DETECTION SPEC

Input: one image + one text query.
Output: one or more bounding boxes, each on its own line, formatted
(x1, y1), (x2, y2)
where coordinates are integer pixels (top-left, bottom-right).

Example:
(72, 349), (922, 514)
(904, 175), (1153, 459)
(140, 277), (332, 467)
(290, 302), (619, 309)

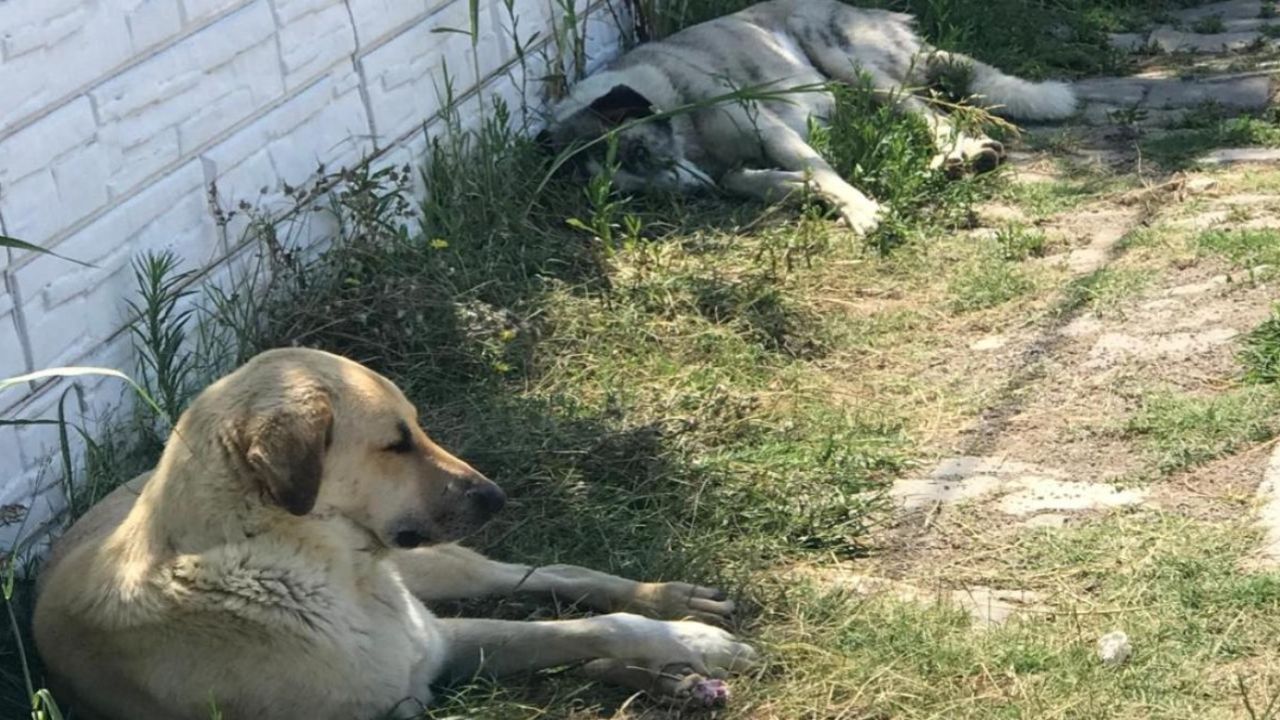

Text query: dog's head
(206, 348), (505, 549)
(540, 79), (713, 192)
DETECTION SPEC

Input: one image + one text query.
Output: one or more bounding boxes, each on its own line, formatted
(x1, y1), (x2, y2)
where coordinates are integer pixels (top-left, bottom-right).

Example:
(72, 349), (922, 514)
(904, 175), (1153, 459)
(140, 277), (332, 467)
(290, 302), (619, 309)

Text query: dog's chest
(162, 547), (445, 715)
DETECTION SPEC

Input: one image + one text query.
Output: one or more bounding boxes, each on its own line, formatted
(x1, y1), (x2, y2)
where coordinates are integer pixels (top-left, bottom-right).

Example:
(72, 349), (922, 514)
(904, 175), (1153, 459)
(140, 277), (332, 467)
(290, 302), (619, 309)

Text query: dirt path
(809, 0), (1280, 640)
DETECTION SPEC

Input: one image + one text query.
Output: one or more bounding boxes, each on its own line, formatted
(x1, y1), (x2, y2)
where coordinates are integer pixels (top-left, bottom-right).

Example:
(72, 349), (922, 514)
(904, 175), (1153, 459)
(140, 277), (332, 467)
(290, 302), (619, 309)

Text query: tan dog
(34, 348), (755, 719)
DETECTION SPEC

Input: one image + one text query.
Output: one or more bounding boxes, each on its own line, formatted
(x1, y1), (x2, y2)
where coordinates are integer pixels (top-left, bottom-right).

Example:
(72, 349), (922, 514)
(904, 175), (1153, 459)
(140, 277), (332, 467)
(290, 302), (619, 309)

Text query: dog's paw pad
(664, 666), (732, 708)
(688, 677), (730, 707)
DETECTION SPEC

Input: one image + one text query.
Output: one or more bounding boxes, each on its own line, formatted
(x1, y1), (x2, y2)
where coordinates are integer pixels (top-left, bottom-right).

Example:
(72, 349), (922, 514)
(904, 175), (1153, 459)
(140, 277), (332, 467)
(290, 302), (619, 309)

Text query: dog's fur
(542, 0), (1078, 235)
(34, 348), (755, 720)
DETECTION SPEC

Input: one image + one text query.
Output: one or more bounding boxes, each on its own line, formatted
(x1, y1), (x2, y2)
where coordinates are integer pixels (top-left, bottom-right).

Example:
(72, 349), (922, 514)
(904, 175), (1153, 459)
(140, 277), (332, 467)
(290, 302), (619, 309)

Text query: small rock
(1098, 630), (1132, 666)
(970, 335), (1008, 351)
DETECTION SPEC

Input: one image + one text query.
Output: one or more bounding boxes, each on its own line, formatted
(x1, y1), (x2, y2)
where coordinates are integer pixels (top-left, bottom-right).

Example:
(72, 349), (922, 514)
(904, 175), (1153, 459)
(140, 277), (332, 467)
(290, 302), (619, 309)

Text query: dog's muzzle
(390, 478), (507, 549)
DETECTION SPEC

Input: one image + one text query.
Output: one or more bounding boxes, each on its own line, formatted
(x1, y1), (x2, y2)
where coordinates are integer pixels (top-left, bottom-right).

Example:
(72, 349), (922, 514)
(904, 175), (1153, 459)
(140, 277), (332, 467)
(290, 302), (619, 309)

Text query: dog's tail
(931, 52), (1077, 121)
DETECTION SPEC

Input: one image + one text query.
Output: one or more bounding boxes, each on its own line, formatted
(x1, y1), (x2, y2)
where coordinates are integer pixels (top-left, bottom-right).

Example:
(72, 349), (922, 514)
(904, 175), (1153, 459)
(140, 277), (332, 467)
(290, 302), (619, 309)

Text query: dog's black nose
(466, 482), (507, 517)
(393, 530), (427, 549)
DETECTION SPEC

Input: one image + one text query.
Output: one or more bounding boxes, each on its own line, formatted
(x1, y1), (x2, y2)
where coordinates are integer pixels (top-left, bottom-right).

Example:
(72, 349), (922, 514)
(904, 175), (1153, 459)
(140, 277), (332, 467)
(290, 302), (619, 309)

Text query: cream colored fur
(34, 348), (755, 719)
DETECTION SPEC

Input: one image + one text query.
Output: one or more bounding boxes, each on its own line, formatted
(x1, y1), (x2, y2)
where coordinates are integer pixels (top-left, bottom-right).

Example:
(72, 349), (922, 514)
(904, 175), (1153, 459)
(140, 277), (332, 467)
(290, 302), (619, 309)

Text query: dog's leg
(904, 95), (1006, 177)
(436, 613), (755, 687)
(721, 168), (808, 203)
(744, 120), (882, 236)
(394, 544), (734, 624)
(801, 50), (1005, 177)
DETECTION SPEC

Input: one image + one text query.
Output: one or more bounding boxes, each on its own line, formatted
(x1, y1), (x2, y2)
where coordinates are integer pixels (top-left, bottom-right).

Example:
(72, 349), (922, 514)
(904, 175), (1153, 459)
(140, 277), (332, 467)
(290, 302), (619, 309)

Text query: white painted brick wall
(0, 0), (629, 556)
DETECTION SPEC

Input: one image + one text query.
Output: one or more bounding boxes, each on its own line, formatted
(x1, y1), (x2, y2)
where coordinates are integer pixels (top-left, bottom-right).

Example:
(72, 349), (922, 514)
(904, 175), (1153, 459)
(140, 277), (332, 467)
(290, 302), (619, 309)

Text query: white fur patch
(769, 29), (807, 67)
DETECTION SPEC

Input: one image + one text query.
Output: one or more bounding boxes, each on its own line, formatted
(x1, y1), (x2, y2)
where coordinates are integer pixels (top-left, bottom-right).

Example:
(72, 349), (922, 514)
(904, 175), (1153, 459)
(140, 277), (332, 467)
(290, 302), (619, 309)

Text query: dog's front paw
(664, 620), (757, 677)
(602, 614), (758, 678)
(838, 197), (883, 237)
(630, 581), (735, 626)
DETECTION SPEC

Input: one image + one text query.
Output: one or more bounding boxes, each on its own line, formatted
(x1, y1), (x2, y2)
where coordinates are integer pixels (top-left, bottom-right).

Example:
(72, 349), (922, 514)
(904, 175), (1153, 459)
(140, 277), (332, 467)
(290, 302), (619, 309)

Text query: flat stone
(1199, 148), (1280, 165)
(998, 477), (1147, 515)
(1252, 443), (1280, 566)
(1172, 0), (1264, 22)
(892, 456), (1146, 515)
(1146, 75), (1274, 109)
(1149, 27), (1269, 53)
(1216, 17), (1280, 32)
(970, 335), (1009, 351)
(1075, 77), (1153, 105)
(892, 474), (1007, 511)
(811, 572), (1049, 627)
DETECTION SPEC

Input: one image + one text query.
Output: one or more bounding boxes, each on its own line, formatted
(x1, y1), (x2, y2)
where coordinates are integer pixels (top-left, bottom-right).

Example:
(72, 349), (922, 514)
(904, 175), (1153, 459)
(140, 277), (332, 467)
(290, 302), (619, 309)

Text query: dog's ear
(587, 84), (655, 125)
(236, 384), (334, 516)
(534, 127), (555, 152)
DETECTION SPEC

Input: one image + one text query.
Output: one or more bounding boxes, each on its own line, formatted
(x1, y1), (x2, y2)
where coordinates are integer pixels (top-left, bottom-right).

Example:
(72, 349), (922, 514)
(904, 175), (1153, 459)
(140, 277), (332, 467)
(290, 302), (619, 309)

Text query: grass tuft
(1125, 387), (1280, 474)
(1196, 228), (1280, 269)
(1242, 305), (1280, 385)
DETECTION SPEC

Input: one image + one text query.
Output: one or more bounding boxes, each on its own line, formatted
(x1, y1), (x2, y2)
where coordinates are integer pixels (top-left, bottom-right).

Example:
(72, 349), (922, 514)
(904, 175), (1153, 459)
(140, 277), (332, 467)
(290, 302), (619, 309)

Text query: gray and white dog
(542, 0), (1078, 236)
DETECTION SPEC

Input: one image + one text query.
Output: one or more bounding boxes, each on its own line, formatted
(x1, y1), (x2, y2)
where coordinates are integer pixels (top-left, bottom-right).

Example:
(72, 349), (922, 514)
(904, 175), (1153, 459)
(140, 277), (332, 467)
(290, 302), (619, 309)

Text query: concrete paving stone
(891, 456), (1148, 515)
(1198, 147), (1280, 165)
(1252, 442), (1280, 566)
(1075, 77), (1153, 105)
(1172, 0), (1265, 22)
(1150, 27), (1269, 53)
(1146, 74), (1274, 109)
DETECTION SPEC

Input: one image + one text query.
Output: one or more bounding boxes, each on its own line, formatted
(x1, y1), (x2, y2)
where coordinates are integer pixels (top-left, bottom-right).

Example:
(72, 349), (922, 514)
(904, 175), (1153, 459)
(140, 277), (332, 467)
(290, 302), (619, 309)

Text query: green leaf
(33, 689), (65, 720)
(0, 366), (165, 420)
(0, 235), (95, 268)
(469, 0), (480, 46)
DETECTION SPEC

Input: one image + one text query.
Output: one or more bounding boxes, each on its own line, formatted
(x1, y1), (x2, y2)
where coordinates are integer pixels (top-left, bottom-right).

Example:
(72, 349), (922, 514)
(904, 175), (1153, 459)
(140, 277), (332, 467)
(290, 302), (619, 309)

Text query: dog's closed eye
(384, 421), (414, 454)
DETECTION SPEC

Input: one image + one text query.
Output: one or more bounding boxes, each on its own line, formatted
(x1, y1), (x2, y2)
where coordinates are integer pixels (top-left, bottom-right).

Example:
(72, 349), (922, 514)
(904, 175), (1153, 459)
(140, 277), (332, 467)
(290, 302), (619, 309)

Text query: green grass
(1142, 115), (1280, 169)
(1190, 13), (1227, 33)
(1059, 266), (1153, 316)
(1125, 387), (1280, 474)
(948, 257), (1037, 312)
(1195, 228), (1280, 269)
(1001, 175), (1130, 218)
(994, 223), (1049, 261)
(1242, 305), (1280, 385)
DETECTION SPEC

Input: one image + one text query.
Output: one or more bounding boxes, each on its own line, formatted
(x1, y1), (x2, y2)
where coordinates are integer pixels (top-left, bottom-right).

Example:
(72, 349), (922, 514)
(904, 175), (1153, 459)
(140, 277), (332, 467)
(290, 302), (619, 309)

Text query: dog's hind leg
(805, 52), (1005, 177)
(393, 544), (734, 625)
